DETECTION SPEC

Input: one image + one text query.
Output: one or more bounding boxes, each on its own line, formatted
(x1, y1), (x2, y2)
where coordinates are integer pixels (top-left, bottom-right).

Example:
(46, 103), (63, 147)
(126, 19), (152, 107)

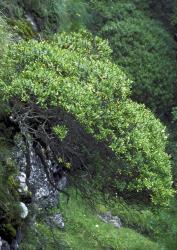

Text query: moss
(0, 137), (22, 243)
(7, 18), (38, 40)
(3, 223), (16, 238)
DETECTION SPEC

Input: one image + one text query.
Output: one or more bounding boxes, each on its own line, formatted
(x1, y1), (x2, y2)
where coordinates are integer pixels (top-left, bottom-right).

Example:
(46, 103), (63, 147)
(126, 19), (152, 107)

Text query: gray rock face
(98, 211), (122, 228)
(14, 134), (67, 208)
(27, 154), (59, 208)
(12, 133), (67, 249)
(16, 172), (28, 194)
(0, 237), (10, 250)
(10, 240), (19, 250)
(25, 14), (38, 32)
(10, 228), (22, 250)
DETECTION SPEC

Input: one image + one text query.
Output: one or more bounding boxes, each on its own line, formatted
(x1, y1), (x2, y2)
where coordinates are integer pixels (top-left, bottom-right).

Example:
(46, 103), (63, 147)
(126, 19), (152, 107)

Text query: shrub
(0, 16), (11, 58)
(0, 0), (23, 18)
(53, 30), (112, 60)
(24, 0), (90, 32)
(90, 1), (177, 117)
(0, 16), (12, 119)
(0, 31), (173, 205)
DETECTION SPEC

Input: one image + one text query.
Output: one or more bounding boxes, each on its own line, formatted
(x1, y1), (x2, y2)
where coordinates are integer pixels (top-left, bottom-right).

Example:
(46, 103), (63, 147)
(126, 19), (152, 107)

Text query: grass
(96, 194), (177, 250)
(20, 189), (177, 250)
(21, 190), (161, 250)
(57, 192), (160, 250)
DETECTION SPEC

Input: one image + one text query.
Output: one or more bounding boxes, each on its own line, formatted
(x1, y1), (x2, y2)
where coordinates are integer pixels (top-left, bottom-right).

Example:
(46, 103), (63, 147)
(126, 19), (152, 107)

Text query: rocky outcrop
(0, 237), (10, 250)
(16, 172), (28, 194)
(12, 133), (67, 248)
(98, 211), (122, 229)
(46, 213), (65, 229)
(15, 134), (67, 208)
(0, 121), (67, 249)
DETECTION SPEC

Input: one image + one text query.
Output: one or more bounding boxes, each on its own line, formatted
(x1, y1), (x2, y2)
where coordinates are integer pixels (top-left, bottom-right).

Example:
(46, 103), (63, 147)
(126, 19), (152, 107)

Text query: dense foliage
(0, 17), (11, 59)
(0, 0), (89, 33)
(89, 1), (177, 117)
(0, 31), (173, 205)
(133, 0), (177, 28)
(0, 137), (21, 243)
(1, 0), (177, 248)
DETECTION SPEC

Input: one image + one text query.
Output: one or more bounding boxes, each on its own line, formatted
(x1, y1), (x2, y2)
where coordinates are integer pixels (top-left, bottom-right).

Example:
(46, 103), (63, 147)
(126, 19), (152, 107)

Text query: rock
(19, 202), (28, 219)
(10, 240), (19, 250)
(46, 213), (64, 229)
(14, 134), (67, 208)
(17, 172), (26, 183)
(0, 237), (10, 250)
(98, 211), (122, 229)
(16, 172), (28, 194)
(25, 14), (38, 32)
(28, 158), (59, 208)
(1, 242), (10, 250)
(15, 135), (57, 207)
(10, 228), (22, 250)
(58, 175), (67, 190)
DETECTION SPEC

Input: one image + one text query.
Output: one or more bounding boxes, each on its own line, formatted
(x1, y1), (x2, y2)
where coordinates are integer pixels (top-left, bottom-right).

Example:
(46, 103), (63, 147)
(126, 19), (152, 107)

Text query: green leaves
(91, 1), (177, 116)
(0, 31), (173, 205)
(53, 124), (68, 141)
(0, 17), (11, 61)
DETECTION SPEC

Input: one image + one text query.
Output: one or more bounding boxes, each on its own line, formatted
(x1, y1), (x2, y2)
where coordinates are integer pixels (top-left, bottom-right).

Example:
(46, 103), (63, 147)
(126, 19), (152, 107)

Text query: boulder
(0, 237), (10, 250)
(19, 202), (28, 219)
(46, 213), (64, 229)
(98, 211), (122, 229)
(16, 172), (28, 193)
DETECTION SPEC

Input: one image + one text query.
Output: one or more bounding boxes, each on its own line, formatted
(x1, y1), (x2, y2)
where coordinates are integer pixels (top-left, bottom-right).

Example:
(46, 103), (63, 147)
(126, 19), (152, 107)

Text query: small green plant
(53, 124), (68, 141)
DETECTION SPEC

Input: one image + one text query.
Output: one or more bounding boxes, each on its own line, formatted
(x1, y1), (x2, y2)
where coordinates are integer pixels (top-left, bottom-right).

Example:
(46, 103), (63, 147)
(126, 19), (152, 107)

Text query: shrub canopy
(0, 31), (173, 205)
